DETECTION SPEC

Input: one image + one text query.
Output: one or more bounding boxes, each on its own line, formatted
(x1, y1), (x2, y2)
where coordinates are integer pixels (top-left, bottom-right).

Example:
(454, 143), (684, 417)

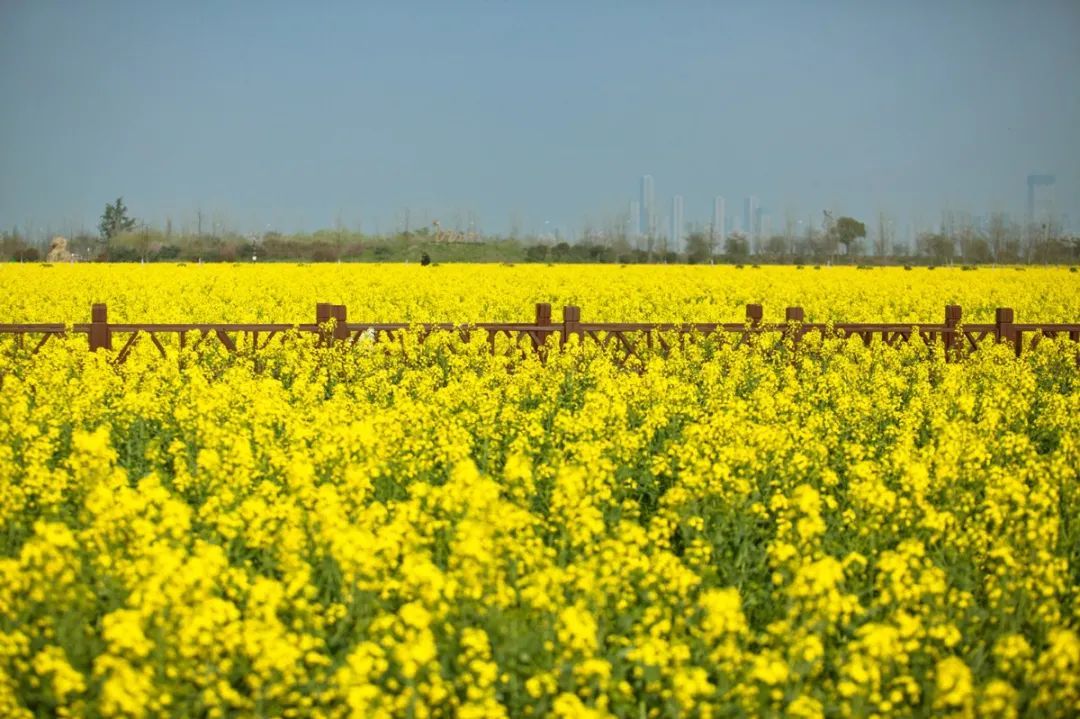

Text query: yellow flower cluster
(0, 264), (1078, 717)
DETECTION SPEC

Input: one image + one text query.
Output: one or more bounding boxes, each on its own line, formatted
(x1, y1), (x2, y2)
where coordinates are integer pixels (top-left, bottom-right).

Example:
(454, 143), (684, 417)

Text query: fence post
(316, 303), (331, 346)
(89, 303), (111, 352)
(535, 302), (552, 352)
(995, 307), (1020, 357)
(944, 304), (962, 358)
(562, 305), (581, 347)
(332, 304), (349, 343)
(746, 304), (763, 327)
(785, 306), (804, 349)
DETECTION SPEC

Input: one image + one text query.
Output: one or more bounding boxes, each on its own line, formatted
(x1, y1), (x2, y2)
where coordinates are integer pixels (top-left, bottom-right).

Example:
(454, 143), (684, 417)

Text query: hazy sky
(2, 0), (1078, 237)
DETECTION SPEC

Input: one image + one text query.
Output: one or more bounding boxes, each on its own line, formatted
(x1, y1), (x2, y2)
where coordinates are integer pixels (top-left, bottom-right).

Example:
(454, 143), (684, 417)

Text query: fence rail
(1, 302), (1078, 364)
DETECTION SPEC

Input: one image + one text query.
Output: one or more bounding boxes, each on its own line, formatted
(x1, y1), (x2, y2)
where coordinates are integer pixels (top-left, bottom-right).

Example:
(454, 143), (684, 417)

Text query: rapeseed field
(0, 264), (1078, 718)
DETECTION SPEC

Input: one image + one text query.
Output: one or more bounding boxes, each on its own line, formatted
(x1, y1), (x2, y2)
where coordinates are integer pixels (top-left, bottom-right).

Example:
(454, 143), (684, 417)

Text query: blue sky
(1, 0), (1077, 238)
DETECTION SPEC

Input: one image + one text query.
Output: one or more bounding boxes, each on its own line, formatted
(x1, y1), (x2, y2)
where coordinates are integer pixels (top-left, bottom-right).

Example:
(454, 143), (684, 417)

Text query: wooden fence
(1, 302), (1078, 364)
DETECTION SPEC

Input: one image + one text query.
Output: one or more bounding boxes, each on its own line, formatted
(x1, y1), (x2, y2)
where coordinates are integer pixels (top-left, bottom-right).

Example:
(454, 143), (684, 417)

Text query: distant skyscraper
(671, 195), (684, 250)
(744, 196), (758, 237)
(629, 200), (641, 237)
(712, 196), (726, 241)
(757, 208), (771, 240)
(1027, 173), (1055, 224)
(640, 175), (655, 237)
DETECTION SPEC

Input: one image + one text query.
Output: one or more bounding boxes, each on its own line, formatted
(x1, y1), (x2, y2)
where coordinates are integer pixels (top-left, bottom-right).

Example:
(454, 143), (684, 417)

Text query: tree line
(3, 199), (1077, 265)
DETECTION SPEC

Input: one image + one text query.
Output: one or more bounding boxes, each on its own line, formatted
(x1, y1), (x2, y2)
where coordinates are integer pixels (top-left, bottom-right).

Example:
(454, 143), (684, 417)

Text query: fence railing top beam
(2, 303), (1079, 364)
(1013, 323), (1080, 331)
(0, 324), (67, 332)
(72, 323), (301, 332)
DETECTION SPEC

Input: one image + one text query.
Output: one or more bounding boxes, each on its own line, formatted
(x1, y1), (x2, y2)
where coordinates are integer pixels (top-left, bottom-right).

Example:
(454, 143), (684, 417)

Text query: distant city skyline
(626, 173), (1071, 254)
(3, 170), (1073, 247)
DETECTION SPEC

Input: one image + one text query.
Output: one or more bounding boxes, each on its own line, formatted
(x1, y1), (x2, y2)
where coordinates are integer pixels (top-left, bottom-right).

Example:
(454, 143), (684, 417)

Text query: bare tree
(335, 213), (346, 261)
(784, 210), (797, 256)
(876, 212), (891, 257)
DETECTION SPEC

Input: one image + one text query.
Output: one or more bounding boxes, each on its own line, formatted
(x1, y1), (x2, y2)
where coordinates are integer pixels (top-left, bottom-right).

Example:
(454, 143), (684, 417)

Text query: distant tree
(15, 246), (41, 262)
(917, 232), (954, 264)
(133, 225), (153, 262)
(960, 233), (992, 264)
(764, 235), (788, 259)
(1, 228), (33, 261)
(832, 216), (866, 256)
(522, 245), (548, 262)
(724, 231), (749, 261)
(334, 217), (347, 260)
(586, 243), (613, 262)
(986, 212), (1014, 263)
(685, 231), (711, 264)
(98, 197), (136, 240)
(875, 212), (891, 257)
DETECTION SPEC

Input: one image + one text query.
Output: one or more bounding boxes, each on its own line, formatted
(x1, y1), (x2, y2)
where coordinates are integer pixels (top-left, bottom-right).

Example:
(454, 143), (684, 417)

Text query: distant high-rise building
(757, 208), (771, 241)
(712, 196), (726, 241)
(671, 195), (684, 251)
(640, 175), (655, 237)
(629, 200), (641, 237)
(744, 196), (758, 237)
(1027, 173), (1055, 225)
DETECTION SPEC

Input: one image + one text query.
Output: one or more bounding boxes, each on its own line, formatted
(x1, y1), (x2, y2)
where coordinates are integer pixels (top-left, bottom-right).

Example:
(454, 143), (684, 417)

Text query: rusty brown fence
(1, 302), (1078, 364)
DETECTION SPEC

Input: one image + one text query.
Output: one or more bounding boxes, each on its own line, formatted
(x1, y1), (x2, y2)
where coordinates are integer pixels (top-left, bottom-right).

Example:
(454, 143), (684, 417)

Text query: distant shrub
(796, 265), (804, 270)
(904, 265), (913, 270)
(1070, 266), (1078, 273)
(307, 242), (337, 262)
(107, 245), (141, 262)
(962, 265), (977, 271)
(524, 245), (548, 263)
(813, 265), (821, 270)
(155, 245), (182, 261)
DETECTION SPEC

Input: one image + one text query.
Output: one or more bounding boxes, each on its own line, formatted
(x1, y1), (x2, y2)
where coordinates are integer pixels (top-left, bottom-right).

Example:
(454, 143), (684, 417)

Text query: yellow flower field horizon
(1, 264), (1078, 717)
(1, 263), (1077, 324)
